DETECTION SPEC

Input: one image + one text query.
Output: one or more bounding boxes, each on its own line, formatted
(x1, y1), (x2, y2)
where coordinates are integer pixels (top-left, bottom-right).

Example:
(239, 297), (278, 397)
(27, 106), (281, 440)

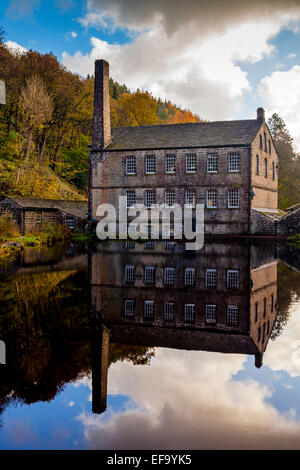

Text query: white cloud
(258, 65), (300, 151)
(5, 0), (40, 19)
(76, 348), (300, 450)
(5, 40), (28, 55)
(65, 31), (78, 41)
(62, 17), (291, 121)
(287, 52), (297, 59)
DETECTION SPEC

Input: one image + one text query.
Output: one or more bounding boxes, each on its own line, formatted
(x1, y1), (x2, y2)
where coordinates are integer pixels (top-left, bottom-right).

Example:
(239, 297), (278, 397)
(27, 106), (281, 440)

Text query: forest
(0, 26), (300, 209)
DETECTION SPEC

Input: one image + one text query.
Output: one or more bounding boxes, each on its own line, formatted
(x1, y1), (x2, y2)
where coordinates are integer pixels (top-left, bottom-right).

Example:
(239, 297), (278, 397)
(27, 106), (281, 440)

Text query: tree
(21, 75), (53, 162)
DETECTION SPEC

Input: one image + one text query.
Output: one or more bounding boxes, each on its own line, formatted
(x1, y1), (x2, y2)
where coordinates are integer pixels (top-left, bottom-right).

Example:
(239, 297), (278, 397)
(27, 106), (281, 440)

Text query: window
(37, 213), (42, 223)
(144, 266), (155, 285)
(165, 154), (176, 174)
(227, 306), (239, 326)
(126, 156), (136, 175)
(125, 300), (135, 317)
(126, 241), (135, 250)
(262, 322), (266, 343)
(145, 155), (156, 174)
(165, 241), (175, 251)
(165, 189), (175, 207)
(164, 267), (175, 286)
(206, 305), (217, 324)
(125, 265), (135, 284)
(186, 154), (196, 173)
(144, 190), (156, 208)
(228, 189), (239, 208)
(259, 134), (263, 149)
(144, 300), (154, 320)
(256, 155), (259, 174)
(268, 140), (271, 154)
(271, 294), (274, 312)
(185, 268), (195, 286)
(255, 302), (258, 322)
(145, 241), (154, 250)
(206, 269), (217, 288)
(66, 217), (74, 229)
(184, 304), (195, 323)
(267, 320), (270, 335)
(206, 189), (217, 209)
(164, 302), (175, 321)
(185, 189), (196, 208)
(258, 326), (261, 342)
(264, 132), (267, 152)
(263, 297), (266, 317)
(227, 270), (239, 289)
(228, 153), (240, 172)
(264, 158), (268, 178)
(272, 161), (275, 180)
(207, 154), (218, 173)
(126, 190), (136, 208)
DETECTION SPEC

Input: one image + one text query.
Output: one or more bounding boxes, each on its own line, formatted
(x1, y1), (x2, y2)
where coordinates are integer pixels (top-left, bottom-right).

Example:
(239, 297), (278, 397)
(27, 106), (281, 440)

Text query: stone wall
(251, 209), (275, 235)
(90, 145), (251, 234)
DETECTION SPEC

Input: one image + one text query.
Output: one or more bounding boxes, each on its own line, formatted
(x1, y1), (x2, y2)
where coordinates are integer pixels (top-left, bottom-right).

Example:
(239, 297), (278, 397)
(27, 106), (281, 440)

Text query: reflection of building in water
(90, 241), (278, 413)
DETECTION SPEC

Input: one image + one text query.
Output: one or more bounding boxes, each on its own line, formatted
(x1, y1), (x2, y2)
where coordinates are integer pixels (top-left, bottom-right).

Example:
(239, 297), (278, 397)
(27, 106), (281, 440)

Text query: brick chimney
(256, 107), (265, 123)
(92, 60), (111, 150)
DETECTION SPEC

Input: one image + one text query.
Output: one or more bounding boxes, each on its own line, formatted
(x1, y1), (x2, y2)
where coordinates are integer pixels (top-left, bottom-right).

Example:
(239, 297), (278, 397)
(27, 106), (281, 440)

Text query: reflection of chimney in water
(91, 322), (110, 414)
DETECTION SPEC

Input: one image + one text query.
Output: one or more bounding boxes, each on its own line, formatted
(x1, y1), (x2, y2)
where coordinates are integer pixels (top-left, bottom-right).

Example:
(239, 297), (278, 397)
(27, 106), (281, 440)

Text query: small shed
(0, 197), (88, 235)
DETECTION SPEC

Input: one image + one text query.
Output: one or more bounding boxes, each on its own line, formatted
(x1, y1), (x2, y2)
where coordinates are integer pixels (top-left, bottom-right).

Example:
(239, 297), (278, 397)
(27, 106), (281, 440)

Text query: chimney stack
(92, 60), (111, 150)
(256, 107), (265, 123)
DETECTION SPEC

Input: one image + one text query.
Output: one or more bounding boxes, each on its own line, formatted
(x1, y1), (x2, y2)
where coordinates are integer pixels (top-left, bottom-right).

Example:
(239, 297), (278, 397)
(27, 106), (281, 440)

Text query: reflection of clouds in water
(264, 302), (300, 377)
(77, 348), (300, 449)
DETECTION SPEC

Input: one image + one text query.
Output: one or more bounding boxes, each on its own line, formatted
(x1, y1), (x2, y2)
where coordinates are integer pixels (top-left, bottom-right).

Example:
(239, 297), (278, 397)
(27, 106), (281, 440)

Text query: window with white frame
(126, 241), (135, 250)
(164, 267), (175, 285)
(125, 265), (135, 284)
(206, 189), (217, 209)
(184, 304), (195, 323)
(227, 306), (239, 326)
(185, 268), (195, 286)
(186, 154), (196, 173)
(164, 302), (175, 321)
(227, 269), (239, 289)
(124, 299), (135, 317)
(228, 153), (240, 172)
(228, 189), (239, 208)
(145, 241), (154, 250)
(165, 241), (175, 251)
(144, 190), (156, 208)
(144, 266), (155, 285)
(126, 190), (136, 208)
(37, 212), (42, 224)
(144, 300), (154, 319)
(207, 154), (218, 173)
(126, 156), (136, 175)
(256, 155), (259, 174)
(145, 155), (156, 174)
(206, 304), (217, 324)
(165, 189), (175, 207)
(205, 269), (217, 288)
(66, 217), (74, 229)
(185, 189), (196, 208)
(165, 154), (176, 174)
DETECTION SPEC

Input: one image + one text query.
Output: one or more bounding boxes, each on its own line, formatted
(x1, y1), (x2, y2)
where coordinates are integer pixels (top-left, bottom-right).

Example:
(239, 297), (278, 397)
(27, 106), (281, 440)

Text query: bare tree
(21, 75), (53, 162)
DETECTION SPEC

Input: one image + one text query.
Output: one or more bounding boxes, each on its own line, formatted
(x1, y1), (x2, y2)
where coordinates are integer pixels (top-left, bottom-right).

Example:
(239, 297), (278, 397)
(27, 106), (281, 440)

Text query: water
(0, 240), (300, 449)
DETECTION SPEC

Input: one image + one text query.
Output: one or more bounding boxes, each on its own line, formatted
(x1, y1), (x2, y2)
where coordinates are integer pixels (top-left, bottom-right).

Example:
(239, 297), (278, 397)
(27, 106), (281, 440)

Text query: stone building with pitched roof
(0, 197), (88, 234)
(89, 59), (279, 235)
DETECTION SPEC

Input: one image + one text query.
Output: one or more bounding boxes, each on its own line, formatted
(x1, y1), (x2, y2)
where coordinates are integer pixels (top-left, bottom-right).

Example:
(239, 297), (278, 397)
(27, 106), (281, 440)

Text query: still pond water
(1, 240), (300, 449)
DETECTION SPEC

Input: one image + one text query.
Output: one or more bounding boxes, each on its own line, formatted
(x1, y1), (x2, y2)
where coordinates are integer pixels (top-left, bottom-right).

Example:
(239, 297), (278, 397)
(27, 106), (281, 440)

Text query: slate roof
(105, 119), (262, 151)
(3, 197), (88, 219)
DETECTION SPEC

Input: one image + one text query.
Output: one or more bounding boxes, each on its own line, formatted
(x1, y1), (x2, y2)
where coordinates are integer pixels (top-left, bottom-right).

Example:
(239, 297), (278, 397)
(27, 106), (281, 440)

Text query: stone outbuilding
(0, 197), (88, 235)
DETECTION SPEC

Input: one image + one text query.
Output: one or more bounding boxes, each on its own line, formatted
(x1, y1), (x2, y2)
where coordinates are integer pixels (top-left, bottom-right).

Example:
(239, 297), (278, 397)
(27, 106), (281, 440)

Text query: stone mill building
(89, 59), (280, 235)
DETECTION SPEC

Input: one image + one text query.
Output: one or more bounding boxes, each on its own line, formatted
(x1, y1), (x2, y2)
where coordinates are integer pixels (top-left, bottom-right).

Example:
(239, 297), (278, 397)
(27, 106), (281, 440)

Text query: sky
(2, 0), (300, 149)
